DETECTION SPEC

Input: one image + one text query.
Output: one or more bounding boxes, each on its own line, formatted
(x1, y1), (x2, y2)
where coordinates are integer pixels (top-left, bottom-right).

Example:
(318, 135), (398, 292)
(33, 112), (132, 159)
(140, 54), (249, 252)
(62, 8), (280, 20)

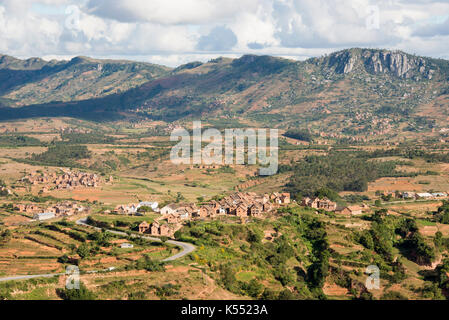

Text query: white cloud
(0, 0), (449, 66)
(85, 0), (261, 25)
(0, 2), (63, 55)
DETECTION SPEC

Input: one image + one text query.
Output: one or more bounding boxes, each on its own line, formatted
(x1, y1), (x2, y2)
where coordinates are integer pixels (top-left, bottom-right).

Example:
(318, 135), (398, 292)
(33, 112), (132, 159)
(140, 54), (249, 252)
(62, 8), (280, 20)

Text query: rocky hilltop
(316, 48), (439, 80)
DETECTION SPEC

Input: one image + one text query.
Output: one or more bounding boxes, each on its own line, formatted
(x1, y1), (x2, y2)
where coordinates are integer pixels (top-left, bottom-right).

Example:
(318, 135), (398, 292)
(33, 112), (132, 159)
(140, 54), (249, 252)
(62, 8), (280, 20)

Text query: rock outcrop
(322, 48), (436, 80)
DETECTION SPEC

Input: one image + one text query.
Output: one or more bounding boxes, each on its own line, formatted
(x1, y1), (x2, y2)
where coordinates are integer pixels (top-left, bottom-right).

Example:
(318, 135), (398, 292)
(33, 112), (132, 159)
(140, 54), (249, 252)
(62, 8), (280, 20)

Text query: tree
(58, 254), (70, 264)
(243, 279), (264, 298)
(76, 243), (91, 259)
(434, 231), (443, 250)
(219, 264), (238, 293)
(135, 255), (165, 272)
(437, 201), (449, 224)
(137, 206), (153, 214)
(314, 187), (339, 201)
(248, 229), (264, 244)
(406, 232), (435, 265)
(381, 291), (408, 300)
(56, 282), (96, 300)
(371, 220), (395, 261)
(0, 229), (12, 245)
(261, 288), (278, 300)
(88, 231), (111, 247)
(277, 289), (296, 300)
(359, 231), (374, 250)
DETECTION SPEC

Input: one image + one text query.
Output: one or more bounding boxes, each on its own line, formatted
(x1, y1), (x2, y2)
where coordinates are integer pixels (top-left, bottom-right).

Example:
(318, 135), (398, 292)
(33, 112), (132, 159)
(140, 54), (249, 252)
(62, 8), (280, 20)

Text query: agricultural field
(0, 116), (448, 301)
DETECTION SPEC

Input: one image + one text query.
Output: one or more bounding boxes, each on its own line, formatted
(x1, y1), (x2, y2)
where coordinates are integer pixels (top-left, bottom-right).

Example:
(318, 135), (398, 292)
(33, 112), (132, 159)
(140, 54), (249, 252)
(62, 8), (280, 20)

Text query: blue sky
(1, 0), (449, 67)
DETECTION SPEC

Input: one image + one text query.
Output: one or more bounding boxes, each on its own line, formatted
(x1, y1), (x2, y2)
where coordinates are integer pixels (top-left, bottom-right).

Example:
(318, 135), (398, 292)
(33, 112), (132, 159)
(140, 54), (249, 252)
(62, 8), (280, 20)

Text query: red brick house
(139, 221), (150, 233)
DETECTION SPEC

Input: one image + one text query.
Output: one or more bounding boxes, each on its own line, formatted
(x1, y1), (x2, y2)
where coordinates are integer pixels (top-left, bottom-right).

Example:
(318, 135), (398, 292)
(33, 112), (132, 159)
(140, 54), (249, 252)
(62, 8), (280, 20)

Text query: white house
(416, 193), (433, 199)
(432, 192), (447, 198)
(120, 243), (134, 249)
(33, 212), (56, 221)
(160, 203), (182, 215)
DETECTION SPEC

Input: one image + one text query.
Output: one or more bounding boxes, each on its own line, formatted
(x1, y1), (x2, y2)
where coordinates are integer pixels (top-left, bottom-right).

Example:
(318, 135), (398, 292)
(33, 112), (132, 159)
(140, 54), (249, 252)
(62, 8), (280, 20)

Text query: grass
(236, 271), (257, 282)
(14, 286), (55, 300)
(417, 219), (437, 227)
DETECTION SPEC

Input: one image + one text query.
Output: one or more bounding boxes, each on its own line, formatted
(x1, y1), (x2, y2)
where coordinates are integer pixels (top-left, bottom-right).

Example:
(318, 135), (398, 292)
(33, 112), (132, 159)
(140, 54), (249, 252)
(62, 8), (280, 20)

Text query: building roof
(34, 212), (56, 220)
(417, 193), (433, 197)
(347, 206), (363, 212)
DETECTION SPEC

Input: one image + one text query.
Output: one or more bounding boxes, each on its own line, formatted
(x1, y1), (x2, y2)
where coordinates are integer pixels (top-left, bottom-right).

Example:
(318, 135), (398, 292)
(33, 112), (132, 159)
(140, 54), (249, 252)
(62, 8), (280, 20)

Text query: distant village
(14, 201), (90, 221)
(20, 170), (109, 191)
(386, 191), (448, 201)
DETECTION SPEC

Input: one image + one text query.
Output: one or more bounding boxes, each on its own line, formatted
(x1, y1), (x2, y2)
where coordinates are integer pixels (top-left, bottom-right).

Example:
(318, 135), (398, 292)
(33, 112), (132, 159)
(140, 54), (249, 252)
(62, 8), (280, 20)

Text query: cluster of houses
(137, 192), (291, 238)
(138, 220), (174, 237)
(400, 191), (448, 200)
(301, 197), (369, 216)
(21, 171), (102, 191)
(302, 197), (338, 211)
(59, 127), (91, 134)
(14, 201), (89, 221)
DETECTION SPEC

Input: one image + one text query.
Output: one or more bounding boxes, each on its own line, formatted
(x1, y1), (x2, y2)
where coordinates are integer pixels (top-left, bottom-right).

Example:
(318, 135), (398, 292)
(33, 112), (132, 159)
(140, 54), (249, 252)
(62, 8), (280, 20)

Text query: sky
(0, 0), (448, 67)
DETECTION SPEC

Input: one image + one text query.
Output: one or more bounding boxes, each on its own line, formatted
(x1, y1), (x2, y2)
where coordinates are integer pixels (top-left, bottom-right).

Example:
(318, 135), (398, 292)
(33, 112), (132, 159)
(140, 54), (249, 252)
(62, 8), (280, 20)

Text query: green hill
(0, 48), (448, 142)
(0, 54), (171, 107)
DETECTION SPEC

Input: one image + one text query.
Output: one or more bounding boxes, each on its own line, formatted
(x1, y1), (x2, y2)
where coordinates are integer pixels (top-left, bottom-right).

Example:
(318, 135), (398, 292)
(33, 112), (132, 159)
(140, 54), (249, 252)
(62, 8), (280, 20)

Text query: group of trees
(175, 216), (325, 299)
(30, 144), (91, 167)
(133, 255), (165, 272)
(0, 135), (42, 147)
(358, 212), (436, 267)
(56, 282), (96, 300)
(280, 208), (330, 297)
(283, 129), (313, 142)
(59, 132), (115, 145)
(436, 201), (449, 224)
(0, 229), (12, 247)
(286, 152), (400, 198)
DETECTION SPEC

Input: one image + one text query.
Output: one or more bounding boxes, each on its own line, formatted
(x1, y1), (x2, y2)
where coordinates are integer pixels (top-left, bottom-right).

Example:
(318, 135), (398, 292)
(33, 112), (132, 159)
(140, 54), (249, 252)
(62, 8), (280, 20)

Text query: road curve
(75, 218), (196, 262)
(0, 217), (195, 283)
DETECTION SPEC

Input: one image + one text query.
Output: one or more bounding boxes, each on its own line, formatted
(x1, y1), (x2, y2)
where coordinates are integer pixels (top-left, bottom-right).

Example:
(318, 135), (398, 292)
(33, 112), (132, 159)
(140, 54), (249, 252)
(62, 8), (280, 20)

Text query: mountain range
(1, 48), (448, 141)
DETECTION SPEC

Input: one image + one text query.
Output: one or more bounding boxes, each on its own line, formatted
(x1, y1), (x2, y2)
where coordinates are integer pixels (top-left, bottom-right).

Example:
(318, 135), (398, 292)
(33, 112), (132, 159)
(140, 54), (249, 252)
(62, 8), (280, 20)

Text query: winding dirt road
(0, 217), (195, 282)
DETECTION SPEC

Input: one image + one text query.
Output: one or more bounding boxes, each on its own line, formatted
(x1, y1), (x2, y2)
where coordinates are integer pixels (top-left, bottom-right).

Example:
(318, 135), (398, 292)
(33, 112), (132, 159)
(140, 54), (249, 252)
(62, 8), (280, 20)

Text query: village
(135, 192), (291, 238)
(20, 170), (107, 192)
(129, 191), (449, 239)
(14, 201), (90, 221)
